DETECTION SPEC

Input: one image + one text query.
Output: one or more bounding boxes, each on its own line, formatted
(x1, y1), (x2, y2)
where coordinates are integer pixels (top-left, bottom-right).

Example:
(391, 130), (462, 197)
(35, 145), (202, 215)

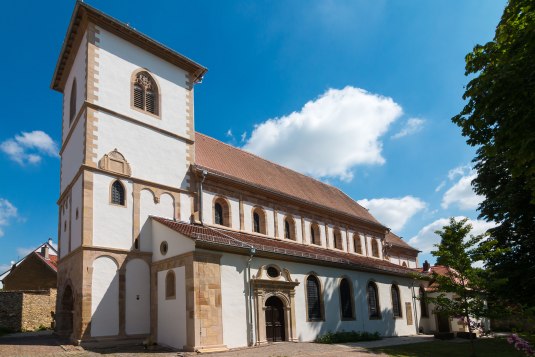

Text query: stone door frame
(252, 265), (299, 344)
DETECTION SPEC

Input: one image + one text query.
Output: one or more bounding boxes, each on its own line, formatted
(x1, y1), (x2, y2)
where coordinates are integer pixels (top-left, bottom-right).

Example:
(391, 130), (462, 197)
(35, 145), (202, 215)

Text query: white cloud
(442, 173), (483, 210)
(408, 217), (496, 254)
(0, 198), (18, 237)
(358, 196), (426, 231)
(435, 181), (446, 192)
(0, 131), (58, 165)
(447, 164), (471, 181)
(242, 86), (403, 182)
(16, 247), (35, 258)
(391, 117), (425, 139)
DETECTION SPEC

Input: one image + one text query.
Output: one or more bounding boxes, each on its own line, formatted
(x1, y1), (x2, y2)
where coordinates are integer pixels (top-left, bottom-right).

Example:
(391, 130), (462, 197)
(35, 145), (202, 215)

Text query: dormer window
(132, 71), (159, 116)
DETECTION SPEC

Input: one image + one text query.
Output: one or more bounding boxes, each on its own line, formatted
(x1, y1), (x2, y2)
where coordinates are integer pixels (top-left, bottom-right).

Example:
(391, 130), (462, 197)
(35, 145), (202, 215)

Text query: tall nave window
(133, 71), (159, 116)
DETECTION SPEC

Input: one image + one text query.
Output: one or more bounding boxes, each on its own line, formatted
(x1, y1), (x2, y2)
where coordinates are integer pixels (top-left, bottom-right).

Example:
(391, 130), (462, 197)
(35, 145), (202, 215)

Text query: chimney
(41, 245), (50, 259)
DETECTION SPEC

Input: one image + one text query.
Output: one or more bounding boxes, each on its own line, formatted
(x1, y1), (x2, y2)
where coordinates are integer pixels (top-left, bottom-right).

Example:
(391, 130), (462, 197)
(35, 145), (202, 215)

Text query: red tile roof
(385, 232), (419, 252)
(194, 133), (382, 227)
(153, 217), (416, 277)
(34, 252), (58, 272)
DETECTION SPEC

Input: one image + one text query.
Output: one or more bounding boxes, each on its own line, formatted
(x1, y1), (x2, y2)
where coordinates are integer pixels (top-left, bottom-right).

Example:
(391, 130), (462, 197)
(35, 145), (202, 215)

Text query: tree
(429, 218), (488, 357)
(452, 0), (535, 306)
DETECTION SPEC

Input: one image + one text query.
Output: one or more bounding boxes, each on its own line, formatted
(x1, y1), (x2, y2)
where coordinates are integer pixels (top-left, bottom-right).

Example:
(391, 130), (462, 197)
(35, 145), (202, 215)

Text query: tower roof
(51, 1), (207, 92)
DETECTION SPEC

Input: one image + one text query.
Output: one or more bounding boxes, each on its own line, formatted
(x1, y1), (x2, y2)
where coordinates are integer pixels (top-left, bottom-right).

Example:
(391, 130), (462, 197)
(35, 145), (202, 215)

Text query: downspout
(411, 281), (420, 334)
(198, 170), (207, 225)
(247, 247), (256, 346)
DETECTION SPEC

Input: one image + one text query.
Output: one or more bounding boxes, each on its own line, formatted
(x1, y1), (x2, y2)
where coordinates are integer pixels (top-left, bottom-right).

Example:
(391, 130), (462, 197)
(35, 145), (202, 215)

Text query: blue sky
(0, 0), (506, 272)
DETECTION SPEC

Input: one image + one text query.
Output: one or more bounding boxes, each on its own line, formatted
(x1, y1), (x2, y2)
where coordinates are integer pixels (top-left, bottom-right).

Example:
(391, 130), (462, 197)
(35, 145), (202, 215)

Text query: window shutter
(134, 83), (144, 109)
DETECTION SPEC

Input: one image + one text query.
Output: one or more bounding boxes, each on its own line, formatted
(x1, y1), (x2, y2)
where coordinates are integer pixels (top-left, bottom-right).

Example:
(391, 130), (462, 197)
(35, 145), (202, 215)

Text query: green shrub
(315, 330), (381, 344)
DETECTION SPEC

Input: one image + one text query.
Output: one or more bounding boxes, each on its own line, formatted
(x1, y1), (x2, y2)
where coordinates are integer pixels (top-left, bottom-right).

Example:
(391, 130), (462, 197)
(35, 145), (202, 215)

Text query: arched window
(111, 180), (125, 206)
(367, 281), (380, 319)
(306, 275), (322, 321)
(69, 79), (77, 124)
(252, 207), (266, 234)
(402, 261), (408, 267)
(339, 278), (354, 319)
(371, 239), (380, 257)
(354, 234), (363, 254)
(284, 217), (295, 240)
(310, 224), (320, 245)
(213, 197), (230, 227)
(419, 286), (429, 317)
(165, 270), (175, 299)
(132, 71), (159, 116)
(391, 284), (402, 318)
(333, 229), (342, 250)
(214, 203), (223, 225)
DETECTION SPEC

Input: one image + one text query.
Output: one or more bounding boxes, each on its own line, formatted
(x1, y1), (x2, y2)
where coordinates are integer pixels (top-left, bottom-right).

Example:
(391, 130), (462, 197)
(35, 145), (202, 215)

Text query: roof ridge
(195, 132), (357, 197)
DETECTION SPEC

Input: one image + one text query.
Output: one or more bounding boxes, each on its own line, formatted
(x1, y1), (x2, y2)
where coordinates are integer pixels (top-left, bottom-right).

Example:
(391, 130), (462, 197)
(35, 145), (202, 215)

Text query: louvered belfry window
(133, 71), (158, 115)
(307, 275), (322, 320)
(392, 285), (402, 318)
(340, 278), (353, 319)
(111, 180), (125, 206)
(367, 282), (380, 318)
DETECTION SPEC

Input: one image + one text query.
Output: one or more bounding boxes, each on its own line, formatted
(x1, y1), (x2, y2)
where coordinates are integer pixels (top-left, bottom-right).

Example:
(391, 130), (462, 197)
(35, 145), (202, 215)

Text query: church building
(52, 2), (437, 351)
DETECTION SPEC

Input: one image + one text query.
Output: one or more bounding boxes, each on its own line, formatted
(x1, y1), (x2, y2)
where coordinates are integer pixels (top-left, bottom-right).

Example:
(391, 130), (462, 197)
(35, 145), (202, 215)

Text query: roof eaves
(192, 164), (387, 232)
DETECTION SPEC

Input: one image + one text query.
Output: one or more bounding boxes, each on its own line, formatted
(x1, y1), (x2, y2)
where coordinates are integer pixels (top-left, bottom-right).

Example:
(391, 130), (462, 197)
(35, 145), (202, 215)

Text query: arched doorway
(265, 296), (285, 342)
(58, 285), (73, 337)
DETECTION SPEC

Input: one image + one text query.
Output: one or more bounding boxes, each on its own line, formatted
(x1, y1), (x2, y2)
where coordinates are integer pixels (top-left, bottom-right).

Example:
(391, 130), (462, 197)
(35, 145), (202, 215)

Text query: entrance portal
(437, 312), (450, 332)
(265, 296), (285, 342)
(57, 285), (74, 337)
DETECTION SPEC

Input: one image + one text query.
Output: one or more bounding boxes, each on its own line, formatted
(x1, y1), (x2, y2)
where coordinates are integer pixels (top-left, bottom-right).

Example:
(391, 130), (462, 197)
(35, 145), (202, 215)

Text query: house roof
(385, 232), (420, 252)
(34, 252), (58, 273)
(194, 133), (383, 229)
(51, 1), (207, 92)
(0, 240), (58, 280)
(153, 217), (416, 277)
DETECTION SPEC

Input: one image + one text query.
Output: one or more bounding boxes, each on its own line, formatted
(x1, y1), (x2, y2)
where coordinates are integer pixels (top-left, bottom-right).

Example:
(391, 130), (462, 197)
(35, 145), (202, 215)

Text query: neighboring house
(0, 240), (58, 332)
(52, 2), (439, 350)
(418, 264), (490, 335)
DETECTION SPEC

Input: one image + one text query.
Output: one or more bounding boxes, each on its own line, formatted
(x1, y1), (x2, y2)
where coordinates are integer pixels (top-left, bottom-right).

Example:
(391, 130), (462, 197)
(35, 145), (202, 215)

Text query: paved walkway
(0, 332), (435, 357)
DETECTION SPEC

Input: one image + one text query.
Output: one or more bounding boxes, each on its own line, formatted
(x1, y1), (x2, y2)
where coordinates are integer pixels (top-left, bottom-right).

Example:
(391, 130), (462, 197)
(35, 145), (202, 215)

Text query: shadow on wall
(301, 278), (400, 341)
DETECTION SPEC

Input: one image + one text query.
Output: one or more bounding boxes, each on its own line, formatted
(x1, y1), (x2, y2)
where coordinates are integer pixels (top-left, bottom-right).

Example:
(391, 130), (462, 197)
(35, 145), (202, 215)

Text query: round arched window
(160, 241), (168, 255)
(267, 266), (280, 278)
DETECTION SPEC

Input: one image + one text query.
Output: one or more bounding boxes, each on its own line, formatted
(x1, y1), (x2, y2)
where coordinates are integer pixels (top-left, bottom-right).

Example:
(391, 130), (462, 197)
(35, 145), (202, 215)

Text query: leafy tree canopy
(452, 0), (535, 306)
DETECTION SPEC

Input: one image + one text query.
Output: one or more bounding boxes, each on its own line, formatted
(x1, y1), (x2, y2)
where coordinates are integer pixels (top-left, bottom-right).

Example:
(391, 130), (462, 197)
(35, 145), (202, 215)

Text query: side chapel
(53, 2), (442, 351)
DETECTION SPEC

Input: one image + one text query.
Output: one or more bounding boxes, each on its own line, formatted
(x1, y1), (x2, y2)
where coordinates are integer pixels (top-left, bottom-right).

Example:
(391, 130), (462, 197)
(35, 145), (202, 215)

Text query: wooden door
(265, 296), (285, 342)
(437, 312), (450, 332)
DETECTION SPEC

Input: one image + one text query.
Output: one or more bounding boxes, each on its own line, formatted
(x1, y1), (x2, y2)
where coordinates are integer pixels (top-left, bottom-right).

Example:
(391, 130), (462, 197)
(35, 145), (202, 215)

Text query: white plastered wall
(95, 110), (189, 189)
(151, 221), (195, 262)
(139, 190), (175, 252)
(62, 33), (87, 143)
(179, 193), (192, 222)
(92, 173), (133, 250)
(157, 267), (187, 349)
(220, 252), (422, 348)
(91, 256), (119, 337)
(70, 175), (83, 251)
(125, 258), (150, 335)
(60, 110), (85, 193)
(95, 27), (190, 138)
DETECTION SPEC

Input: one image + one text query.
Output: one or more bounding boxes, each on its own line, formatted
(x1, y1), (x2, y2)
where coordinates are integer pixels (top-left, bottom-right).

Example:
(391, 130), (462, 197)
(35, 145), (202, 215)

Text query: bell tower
(51, 1), (206, 342)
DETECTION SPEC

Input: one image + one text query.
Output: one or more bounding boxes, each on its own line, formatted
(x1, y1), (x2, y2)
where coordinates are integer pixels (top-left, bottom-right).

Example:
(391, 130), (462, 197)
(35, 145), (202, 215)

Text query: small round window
(160, 241), (168, 255)
(267, 266), (280, 278)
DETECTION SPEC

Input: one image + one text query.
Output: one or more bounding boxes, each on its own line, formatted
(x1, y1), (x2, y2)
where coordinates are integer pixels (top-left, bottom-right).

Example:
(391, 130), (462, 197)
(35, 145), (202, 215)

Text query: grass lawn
(371, 338), (525, 357)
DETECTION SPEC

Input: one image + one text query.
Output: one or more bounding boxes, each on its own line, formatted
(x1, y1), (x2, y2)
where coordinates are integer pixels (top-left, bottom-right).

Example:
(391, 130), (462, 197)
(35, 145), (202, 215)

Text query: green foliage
(314, 330), (381, 344)
(451, 0), (535, 307)
(372, 338), (525, 357)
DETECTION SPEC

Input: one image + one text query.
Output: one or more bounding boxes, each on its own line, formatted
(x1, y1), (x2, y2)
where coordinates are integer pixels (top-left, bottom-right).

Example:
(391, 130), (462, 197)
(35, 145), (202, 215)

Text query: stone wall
(0, 289), (56, 332)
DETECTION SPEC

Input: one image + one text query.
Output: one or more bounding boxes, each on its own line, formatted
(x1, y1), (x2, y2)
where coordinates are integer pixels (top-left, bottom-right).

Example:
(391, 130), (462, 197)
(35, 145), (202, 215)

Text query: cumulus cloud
(0, 131), (59, 165)
(242, 86), (403, 181)
(358, 196), (426, 231)
(442, 172), (483, 210)
(391, 117), (425, 139)
(408, 217), (496, 254)
(0, 198), (18, 237)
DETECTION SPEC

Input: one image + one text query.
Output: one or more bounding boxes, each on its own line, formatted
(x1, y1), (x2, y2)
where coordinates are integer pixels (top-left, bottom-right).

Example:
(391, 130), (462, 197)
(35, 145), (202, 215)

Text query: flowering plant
(507, 334), (535, 356)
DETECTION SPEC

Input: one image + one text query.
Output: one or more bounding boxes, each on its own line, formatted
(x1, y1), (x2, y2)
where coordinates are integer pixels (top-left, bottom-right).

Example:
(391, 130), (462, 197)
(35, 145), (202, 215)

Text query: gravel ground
(0, 332), (433, 357)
